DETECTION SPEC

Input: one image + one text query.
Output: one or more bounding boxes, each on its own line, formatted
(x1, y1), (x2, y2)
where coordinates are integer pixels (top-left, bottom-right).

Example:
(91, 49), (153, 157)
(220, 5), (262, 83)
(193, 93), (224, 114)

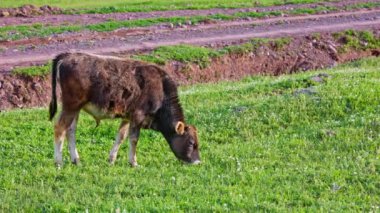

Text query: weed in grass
(221, 42), (256, 55)
(17, 45), (27, 51)
(220, 38), (266, 55)
(312, 32), (321, 40)
(220, 37), (291, 56)
(272, 37), (292, 50)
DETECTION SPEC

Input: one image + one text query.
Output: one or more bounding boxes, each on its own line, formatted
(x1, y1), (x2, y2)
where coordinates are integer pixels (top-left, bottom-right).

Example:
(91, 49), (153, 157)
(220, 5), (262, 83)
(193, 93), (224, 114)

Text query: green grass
(134, 38), (292, 67)
(0, 0), (333, 12)
(334, 30), (380, 53)
(0, 23), (82, 41)
(12, 61), (52, 77)
(133, 44), (223, 68)
(222, 37), (293, 54)
(345, 2), (380, 10)
(1, 57), (379, 211)
(2, 2), (379, 41)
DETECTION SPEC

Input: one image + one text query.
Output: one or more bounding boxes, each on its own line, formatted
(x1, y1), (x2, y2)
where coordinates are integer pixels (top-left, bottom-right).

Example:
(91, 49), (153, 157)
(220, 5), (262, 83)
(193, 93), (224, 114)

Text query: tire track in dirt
(2, 9), (379, 48)
(0, 0), (378, 26)
(0, 9), (379, 72)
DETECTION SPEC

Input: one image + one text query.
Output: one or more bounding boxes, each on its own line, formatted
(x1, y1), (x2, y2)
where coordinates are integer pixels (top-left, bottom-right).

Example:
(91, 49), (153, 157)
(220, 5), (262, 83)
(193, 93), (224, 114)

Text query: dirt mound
(0, 74), (50, 109)
(0, 33), (378, 110)
(0, 4), (62, 17)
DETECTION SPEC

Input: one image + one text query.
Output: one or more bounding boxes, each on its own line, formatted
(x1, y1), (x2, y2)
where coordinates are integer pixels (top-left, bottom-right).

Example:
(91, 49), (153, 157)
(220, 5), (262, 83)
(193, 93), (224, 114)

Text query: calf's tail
(49, 54), (64, 121)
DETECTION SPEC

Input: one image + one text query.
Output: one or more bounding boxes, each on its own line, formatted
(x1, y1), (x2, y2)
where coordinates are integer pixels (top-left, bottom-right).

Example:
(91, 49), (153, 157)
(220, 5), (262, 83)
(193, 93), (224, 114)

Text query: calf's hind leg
(54, 110), (79, 167)
(109, 120), (129, 164)
(66, 114), (80, 165)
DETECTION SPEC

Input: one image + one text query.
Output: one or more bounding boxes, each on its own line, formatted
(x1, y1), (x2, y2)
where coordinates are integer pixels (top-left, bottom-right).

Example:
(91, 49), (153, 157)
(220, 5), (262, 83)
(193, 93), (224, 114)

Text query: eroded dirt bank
(0, 32), (379, 110)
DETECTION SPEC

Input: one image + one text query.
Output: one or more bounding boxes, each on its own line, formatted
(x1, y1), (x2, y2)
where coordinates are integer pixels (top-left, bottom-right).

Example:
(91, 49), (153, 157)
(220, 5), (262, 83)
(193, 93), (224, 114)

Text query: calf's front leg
(129, 124), (141, 167)
(109, 120), (129, 164)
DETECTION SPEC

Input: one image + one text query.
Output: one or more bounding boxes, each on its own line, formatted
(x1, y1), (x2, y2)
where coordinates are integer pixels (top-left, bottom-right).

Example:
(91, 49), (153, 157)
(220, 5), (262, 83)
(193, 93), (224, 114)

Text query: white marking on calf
(192, 160), (201, 165)
(54, 133), (65, 167)
(67, 115), (80, 164)
(85, 52), (125, 61)
(129, 140), (138, 167)
(53, 111), (79, 167)
(83, 103), (117, 126)
(56, 60), (63, 81)
(54, 124), (66, 167)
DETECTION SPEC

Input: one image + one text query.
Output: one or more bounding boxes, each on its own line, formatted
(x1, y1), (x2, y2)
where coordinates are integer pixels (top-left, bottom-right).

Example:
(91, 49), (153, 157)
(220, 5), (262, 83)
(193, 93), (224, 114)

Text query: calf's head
(169, 121), (201, 164)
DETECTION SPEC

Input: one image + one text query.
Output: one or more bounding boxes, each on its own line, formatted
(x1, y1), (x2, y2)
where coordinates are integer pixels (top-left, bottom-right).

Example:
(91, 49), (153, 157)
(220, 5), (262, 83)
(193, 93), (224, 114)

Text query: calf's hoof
(71, 158), (80, 165)
(109, 156), (116, 165)
(55, 162), (62, 169)
(129, 161), (138, 167)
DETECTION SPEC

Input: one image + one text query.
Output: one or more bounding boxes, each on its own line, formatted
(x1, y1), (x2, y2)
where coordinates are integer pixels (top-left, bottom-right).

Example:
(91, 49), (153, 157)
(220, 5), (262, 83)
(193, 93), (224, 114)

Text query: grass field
(0, 57), (379, 211)
(1, 0), (332, 12)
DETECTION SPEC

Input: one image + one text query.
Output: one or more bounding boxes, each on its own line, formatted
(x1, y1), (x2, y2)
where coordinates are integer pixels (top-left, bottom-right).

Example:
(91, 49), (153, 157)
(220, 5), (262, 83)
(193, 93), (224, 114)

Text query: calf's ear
(175, 121), (185, 135)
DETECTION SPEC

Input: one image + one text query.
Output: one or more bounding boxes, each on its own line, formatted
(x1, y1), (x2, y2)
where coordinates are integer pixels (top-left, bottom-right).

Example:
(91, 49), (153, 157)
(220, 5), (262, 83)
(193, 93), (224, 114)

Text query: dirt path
(0, 0), (378, 27)
(0, 8), (379, 72)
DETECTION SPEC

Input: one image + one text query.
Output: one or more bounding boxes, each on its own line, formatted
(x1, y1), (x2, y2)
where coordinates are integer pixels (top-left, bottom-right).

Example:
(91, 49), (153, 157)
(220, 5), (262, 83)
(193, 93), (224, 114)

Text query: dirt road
(0, 0), (378, 26)
(0, 1), (379, 72)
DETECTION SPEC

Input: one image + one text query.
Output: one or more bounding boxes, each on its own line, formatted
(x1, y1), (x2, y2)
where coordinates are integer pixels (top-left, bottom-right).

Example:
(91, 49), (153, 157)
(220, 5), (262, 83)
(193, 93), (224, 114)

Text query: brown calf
(49, 52), (200, 167)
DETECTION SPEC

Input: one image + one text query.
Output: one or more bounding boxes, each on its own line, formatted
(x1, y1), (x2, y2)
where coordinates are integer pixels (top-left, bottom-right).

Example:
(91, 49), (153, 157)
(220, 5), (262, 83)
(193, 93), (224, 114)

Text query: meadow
(1, 0), (332, 12)
(0, 57), (379, 211)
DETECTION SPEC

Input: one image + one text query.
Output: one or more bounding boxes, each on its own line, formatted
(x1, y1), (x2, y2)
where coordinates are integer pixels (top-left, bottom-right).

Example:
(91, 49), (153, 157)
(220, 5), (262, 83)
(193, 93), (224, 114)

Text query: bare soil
(0, 0), (377, 26)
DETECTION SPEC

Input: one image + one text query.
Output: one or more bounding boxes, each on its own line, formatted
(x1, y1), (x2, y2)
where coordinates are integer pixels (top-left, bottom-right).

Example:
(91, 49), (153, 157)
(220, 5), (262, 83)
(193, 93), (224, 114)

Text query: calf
(49, 52), (200, 167)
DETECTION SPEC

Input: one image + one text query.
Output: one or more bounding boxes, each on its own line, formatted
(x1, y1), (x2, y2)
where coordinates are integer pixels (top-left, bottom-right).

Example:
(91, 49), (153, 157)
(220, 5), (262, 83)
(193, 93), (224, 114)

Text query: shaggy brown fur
(51, 53), (149, 118)
(49, 52), (200, 166)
